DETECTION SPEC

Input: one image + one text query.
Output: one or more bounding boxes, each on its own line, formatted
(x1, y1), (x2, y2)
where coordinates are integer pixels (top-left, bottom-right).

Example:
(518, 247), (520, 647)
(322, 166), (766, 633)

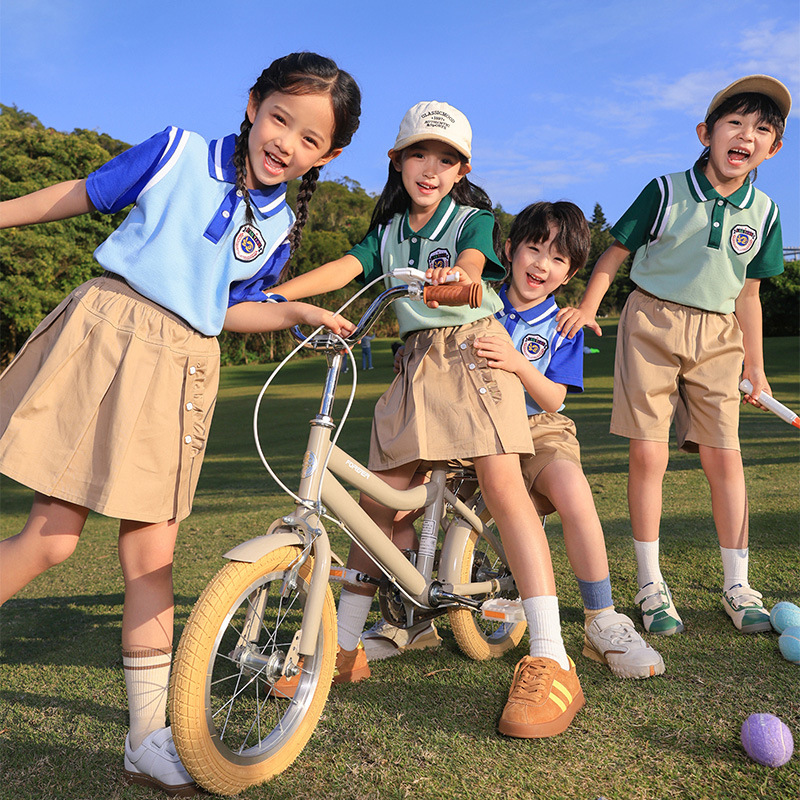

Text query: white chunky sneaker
(123, 726), (198, 797)
(634, 581), (685, 635)
(583, 609), (666, 679)
(361, 618), (442, 661)
(722, 584), (771, 633)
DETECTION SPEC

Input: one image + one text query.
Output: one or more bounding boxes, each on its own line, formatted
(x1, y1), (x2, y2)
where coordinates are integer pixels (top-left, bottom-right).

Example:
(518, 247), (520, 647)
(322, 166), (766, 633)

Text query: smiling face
(505, 224), (572, 311)
(245, 90), (342, 189)
(696, 109), (782, 195)
(391, 140), (471, 224)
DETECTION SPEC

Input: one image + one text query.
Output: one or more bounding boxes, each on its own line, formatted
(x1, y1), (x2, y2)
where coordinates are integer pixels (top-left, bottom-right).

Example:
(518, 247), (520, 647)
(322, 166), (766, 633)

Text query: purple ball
(740, 713), (794, 767)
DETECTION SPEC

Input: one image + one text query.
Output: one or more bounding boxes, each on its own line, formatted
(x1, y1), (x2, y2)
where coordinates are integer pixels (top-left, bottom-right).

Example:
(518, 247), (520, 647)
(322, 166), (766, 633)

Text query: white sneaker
(124, 726), (198, 797)
(361, 618), (442, 661)
(722, 584), (771, 633)
(583, 609), (666, 679)
(634, 581), (685, 635)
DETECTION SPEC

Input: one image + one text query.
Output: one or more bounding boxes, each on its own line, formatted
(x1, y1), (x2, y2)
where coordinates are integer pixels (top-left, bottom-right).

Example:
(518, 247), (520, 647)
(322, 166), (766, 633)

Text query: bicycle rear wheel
(448, 502), (526, 660)
(170, 546), (336, 795)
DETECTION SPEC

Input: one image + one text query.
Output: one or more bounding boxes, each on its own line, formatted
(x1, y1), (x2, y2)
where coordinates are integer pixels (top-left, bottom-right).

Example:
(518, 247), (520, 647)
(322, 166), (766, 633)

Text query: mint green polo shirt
(611, 164), (783, 313)
(349, 196), (504, 336)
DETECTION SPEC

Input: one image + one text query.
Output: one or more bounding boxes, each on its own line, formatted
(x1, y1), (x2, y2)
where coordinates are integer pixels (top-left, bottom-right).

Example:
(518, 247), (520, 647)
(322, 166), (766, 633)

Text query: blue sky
(3, 0), (799, 245)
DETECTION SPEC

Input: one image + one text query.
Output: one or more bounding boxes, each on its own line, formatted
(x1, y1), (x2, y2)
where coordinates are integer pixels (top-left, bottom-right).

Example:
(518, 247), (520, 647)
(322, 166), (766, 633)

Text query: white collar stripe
(430, 200), (457, 240)
(141, 128), (190, 197)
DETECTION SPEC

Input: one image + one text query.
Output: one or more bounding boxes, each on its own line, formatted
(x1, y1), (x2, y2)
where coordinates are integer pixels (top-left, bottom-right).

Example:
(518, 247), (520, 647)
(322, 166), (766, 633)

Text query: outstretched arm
(735, 277), (771, 408)
(0, 179), (95, 229)
(555, 241), (630, 338)
(278, 254), (363, 301)
(224, 300), (354, 336)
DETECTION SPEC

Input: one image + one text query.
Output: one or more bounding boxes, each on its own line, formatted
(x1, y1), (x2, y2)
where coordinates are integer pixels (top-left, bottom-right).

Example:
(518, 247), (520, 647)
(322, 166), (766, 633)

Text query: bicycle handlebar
(289, 272), (482, 349)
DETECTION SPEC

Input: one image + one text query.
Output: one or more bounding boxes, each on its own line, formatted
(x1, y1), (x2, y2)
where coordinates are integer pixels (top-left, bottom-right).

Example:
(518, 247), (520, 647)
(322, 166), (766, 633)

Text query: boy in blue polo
(556, 74), (790, 636)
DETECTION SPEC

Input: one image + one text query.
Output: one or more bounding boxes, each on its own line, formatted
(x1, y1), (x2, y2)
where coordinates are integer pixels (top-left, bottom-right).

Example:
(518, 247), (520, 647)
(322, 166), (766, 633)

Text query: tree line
(1, 105), (796, 367)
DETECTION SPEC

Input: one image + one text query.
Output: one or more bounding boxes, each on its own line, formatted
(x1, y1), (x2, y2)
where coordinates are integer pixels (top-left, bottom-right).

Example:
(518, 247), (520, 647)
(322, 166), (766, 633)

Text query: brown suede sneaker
(498, 655), (585, 738)
(270, 643), (371, 699)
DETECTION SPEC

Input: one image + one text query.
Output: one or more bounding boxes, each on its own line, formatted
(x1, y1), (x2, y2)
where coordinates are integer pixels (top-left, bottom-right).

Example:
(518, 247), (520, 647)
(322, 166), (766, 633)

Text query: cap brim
(706, 74), (792, 119)
(391, 133), (471, 161)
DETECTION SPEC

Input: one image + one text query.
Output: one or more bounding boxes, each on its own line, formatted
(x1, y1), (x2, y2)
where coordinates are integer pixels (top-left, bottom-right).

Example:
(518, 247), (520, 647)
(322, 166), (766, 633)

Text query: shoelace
(510, 658), (555, 701)
(601, 622), (637, 644)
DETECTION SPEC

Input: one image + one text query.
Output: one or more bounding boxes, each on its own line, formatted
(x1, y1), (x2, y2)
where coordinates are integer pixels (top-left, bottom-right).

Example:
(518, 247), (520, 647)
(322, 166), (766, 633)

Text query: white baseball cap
(706, 74), (792, 120)
(390, 101), (472, 161)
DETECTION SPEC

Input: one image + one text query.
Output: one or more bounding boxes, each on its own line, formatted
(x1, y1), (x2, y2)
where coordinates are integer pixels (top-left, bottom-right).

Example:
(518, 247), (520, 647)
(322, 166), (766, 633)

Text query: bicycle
(169, 270), (528, 795)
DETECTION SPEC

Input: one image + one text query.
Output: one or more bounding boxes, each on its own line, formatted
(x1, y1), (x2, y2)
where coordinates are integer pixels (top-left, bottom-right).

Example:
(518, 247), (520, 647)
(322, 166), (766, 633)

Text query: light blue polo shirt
(86, 127), (294, 334)
(495, 286), (584, 416)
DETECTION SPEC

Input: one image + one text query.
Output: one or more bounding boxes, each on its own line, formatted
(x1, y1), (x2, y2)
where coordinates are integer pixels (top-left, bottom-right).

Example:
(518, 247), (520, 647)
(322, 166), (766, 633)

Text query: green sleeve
(609, 178), (662, 253)
(746, 204), (784, 279)
(348, 226), (383, 284)
(457, 208), (505, 281)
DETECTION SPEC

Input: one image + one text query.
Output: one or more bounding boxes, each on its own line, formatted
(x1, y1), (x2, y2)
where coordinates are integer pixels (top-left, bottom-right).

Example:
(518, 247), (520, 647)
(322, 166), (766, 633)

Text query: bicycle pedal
(480, 598), (525, 623)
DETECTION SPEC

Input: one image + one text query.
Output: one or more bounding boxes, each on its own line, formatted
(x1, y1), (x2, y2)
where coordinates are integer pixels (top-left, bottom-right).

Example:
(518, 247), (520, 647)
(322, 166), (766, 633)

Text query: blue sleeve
(86, 127), (178, 214)
(545, 328), (584, 394)
(227, 241), (291, 306)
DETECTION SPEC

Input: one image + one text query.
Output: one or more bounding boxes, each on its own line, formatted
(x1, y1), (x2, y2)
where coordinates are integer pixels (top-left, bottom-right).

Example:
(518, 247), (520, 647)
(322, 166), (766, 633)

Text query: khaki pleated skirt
(368, 316), (533, 471)
(0, 274), (220, 523)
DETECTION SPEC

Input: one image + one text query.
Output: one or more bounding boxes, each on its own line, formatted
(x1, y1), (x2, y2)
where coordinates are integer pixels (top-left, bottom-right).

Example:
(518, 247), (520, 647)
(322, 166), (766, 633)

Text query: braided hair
(233, 52), (361, 277)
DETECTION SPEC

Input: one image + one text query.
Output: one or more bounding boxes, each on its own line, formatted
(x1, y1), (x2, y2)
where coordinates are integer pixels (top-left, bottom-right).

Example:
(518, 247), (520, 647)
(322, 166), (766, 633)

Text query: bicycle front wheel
(448, 505), (526, 660)
(170, 546), (336, 795)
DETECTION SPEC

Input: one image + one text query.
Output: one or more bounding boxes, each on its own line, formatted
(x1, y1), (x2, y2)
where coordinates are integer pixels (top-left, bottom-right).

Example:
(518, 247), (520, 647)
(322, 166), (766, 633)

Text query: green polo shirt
(349, 196), (504, 336)
(611, 163), (783, 313)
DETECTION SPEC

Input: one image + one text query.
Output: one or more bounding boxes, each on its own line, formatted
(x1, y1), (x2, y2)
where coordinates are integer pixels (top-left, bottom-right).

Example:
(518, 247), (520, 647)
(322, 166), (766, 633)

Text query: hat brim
(706, 74), (792, 120)
(390, 133), (471, 162)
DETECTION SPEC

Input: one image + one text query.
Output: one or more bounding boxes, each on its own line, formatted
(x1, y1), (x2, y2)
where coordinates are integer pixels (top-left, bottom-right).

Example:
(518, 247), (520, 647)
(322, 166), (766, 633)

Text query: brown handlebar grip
(423, 283), (482, 309)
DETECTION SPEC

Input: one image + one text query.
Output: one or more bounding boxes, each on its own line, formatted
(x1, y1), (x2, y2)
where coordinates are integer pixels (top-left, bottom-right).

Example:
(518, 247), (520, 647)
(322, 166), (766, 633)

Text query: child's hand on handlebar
(294, 302), (355, 337)
(424, 266), (469, 308)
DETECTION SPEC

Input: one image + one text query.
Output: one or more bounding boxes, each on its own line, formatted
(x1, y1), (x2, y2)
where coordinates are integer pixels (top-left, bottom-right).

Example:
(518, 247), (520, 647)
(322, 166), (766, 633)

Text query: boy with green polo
(556, 74), (790, 636)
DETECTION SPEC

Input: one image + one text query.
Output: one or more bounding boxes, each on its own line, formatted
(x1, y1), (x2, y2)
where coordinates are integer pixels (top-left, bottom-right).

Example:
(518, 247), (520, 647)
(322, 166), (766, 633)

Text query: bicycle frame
(225, 281), (512, 667)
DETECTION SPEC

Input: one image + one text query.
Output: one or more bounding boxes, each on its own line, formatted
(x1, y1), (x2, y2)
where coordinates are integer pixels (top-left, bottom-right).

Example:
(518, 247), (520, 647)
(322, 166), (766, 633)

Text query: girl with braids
(0, 52), (360, 796)
(277, 101), (586, 740)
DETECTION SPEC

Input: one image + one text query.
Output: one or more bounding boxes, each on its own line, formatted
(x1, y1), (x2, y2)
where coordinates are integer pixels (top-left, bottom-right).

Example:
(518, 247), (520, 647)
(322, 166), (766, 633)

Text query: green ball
(771, 601), (800, 634)
(778, 626), (800, 665)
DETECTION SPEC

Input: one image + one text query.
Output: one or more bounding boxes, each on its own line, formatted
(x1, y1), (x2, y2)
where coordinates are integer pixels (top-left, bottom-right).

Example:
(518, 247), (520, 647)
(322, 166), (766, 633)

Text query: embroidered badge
(428, 248), (451, 271)
(730, 225), (757, 255)
(521, 333), (548, 361)
(234, 224), (266, 262)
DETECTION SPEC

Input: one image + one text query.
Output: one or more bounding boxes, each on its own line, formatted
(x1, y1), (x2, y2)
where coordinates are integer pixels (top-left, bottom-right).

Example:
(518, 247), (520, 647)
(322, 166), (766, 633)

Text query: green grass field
(1, 326), (799, 800)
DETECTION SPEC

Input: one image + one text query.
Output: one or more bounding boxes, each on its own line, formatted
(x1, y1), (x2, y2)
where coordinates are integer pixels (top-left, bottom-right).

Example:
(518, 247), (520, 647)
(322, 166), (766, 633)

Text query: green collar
(399, 195), (458, 241)
(687, 162), (755, 209)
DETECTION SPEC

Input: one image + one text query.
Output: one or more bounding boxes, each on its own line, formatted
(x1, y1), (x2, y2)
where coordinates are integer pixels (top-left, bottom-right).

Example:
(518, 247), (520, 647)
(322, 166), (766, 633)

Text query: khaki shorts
(610, 289), (743, 453)
(368, 316), (533, 471)
(0, 275), (220, 522)
(520, 412), (582, 515)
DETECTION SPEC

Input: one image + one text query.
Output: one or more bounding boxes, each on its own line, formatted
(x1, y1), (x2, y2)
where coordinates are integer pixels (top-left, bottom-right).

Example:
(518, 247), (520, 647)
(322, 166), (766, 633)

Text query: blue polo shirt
(495, 287), (584, 416)
(86, 127), (294, 335)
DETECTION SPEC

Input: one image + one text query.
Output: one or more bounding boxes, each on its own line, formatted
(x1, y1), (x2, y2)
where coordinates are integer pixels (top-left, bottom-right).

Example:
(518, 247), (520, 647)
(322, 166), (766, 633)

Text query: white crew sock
(123, 647), (171, 751)
(522, 595), (569, 670)
(337, 588), (374, 651)
(720, 546), (749, 592)
(634, 538), (664, 588)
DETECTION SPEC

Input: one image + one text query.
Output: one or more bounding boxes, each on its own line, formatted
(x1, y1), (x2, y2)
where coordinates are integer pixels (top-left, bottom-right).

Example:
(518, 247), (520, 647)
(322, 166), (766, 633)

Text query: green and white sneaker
(583, 609), (666, 679)
(361, 618), (442, 661)
(634, 581), (684, 635)
(722, 584), (771, 633)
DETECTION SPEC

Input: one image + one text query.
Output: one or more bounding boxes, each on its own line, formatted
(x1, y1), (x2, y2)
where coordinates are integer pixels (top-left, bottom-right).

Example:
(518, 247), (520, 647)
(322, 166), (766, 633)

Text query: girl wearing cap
(278, 100), (585, 739)
(556, 75), (790, 638)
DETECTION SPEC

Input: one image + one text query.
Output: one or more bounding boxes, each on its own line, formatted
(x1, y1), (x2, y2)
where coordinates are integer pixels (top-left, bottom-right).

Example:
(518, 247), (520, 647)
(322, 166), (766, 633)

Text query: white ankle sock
(522, 595), (569, 670)
(720, 546), (749, 592)
(634, 538), (664, 588)
(337, 589), (374, 651)
(123, 647), (171, 751)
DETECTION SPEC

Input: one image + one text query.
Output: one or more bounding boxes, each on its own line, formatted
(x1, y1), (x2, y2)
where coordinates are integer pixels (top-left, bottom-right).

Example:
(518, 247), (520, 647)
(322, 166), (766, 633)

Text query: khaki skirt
(0, 274), (220, 523)
(368, 316), (532, 471)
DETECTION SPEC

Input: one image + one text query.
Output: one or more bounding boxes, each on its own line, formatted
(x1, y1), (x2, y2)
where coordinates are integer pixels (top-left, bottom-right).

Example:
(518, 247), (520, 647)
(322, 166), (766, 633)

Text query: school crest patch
(427, 248), (451, 271)
(234, 224), (266, 262)
(730, 225), (757, 255)
(521, 333), (548, 361)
